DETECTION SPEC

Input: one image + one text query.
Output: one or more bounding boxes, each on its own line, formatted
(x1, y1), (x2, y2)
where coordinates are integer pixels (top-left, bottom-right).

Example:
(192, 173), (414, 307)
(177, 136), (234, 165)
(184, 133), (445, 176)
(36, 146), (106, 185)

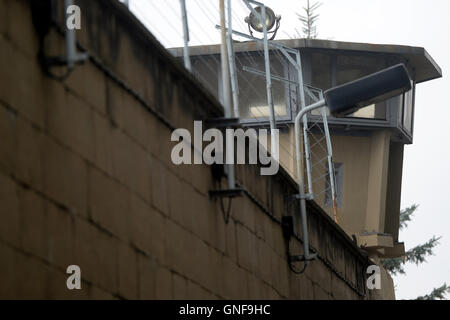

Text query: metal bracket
(45, 0), (89, 70)
(209, 188), (244, 199)
(45, 53), (88, 68)
(288, 193), (314, 201)
(290, 253), (318, 262)
(205, 117), (240, 129)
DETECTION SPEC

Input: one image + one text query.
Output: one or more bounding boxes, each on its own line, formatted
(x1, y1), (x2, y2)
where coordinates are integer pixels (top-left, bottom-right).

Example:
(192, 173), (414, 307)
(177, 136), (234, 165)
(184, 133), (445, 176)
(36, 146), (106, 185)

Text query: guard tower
(169, 39), (442, 260)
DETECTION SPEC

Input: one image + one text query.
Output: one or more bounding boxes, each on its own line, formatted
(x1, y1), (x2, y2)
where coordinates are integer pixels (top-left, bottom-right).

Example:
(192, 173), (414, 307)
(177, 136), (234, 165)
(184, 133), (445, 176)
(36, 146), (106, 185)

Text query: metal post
(294, 99), (326, 261)
(261, 6), (278, 161)
(65, 0), (76, 70)
(226, 0), (240, 118)
(180, 0), (191, 71)
(63, 0), (88, 70)
(295, 52), (314, 197)
(242, 1), (278, 161)
(220, 0), (235, 190)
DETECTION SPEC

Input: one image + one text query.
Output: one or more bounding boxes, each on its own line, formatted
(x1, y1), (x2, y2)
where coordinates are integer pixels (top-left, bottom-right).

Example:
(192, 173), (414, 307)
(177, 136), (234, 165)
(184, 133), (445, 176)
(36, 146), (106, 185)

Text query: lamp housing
(324, 64), (412, 118)
(244, 6), (281, 40)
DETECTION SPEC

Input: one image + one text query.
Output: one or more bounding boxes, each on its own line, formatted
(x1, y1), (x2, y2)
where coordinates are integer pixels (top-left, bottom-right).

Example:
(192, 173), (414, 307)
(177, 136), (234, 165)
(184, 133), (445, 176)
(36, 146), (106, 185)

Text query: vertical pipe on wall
(64, 0), (76, 70)
(294, 51), (312, 261)
(294, 99), (326, 261)
(180, 0), (192, 71)
(295, 53), (313, 196)
(220, 0), (235, 190)
(226, 0), (240, 118)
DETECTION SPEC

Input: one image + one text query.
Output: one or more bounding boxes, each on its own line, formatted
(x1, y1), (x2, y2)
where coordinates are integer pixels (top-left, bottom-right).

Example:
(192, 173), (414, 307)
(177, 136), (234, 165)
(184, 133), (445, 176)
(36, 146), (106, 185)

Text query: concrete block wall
(0, 0), (387, 300)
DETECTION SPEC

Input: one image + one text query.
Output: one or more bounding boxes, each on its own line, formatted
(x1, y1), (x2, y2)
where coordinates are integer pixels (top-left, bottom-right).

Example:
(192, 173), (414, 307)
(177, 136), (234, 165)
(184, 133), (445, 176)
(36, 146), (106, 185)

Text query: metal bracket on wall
(206, 116), (242, 201)
(44, 0), (88, 73)
(209, 188), (244, 199)
(209, 188), (243, 225)
(205, 118), (241, 129)
(288, 193), (314, 201)
(289, 253), (318, 262)
(282, 216), (317, 274)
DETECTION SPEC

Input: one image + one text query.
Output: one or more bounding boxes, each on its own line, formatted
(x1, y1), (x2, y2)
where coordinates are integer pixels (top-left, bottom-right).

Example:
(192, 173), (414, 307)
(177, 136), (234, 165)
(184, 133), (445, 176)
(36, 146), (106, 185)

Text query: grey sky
(130, 0), (450, 300)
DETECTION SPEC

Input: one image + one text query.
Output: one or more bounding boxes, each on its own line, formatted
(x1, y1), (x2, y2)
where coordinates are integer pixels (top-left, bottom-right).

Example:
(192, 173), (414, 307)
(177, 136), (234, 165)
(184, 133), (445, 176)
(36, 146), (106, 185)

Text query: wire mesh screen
(303, 87), (339, 220)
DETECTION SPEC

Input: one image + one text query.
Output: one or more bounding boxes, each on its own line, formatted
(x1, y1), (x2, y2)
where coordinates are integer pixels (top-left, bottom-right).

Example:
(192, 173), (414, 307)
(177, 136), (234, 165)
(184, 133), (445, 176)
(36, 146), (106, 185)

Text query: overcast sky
(129, 0), (450, 300)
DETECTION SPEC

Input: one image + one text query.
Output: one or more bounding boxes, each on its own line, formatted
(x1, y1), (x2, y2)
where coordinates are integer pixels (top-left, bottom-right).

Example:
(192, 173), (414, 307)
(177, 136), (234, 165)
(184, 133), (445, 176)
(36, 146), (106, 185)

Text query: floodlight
(324, 64), (412, 118)
(245, 6), (281, 40)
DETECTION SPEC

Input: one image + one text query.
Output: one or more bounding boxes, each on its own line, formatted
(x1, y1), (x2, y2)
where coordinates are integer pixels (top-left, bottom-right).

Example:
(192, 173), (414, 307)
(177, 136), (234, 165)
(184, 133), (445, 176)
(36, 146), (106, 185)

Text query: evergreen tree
(416, 284), (450, 300)
(296, 0), (322, 39)
(382, 205), (449, 300)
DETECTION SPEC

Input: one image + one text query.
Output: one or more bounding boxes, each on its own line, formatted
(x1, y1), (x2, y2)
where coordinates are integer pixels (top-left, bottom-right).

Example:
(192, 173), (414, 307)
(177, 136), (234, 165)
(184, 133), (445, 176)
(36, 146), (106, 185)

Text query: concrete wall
(384, 142), (404, 243)
(0, 0), (388, 300)
(310, 134), (370, 234)
(310, 130), (402, 262)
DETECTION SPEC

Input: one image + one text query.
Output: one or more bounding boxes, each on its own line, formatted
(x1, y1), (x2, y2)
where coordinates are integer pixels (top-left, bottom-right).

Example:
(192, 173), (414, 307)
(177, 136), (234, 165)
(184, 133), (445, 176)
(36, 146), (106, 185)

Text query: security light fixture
(245, 6), (281, 40)
(325, 64), (412, 118)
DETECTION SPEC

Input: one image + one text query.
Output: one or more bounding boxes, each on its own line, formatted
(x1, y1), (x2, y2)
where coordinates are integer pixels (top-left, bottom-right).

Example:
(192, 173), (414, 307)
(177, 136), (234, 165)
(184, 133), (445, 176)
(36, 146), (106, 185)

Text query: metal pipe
(226, 0), (240, 118)
(294, 98), (326, 261)
(295, 52), (314, 197)
(261, 6), (278, 161)
(64, 0), (76, 70)
(220, 0), (235, 190)
(63, 0), (88, 70)
(180, 0), (191, 71)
